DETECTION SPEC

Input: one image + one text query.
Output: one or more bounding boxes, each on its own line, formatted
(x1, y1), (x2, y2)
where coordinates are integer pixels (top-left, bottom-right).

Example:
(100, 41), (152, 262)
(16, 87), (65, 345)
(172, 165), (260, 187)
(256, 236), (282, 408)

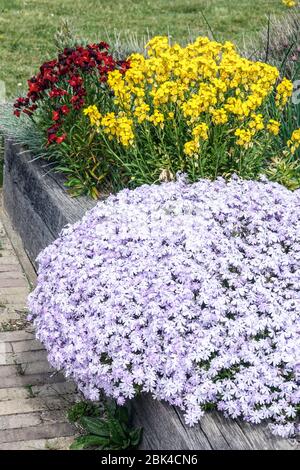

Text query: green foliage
(69, 400), (142, 450)
(67, 400), (101, 423)
(201, 402), (217, 412)
(265, 154), (300, 190)
(34, 107), (116, 199)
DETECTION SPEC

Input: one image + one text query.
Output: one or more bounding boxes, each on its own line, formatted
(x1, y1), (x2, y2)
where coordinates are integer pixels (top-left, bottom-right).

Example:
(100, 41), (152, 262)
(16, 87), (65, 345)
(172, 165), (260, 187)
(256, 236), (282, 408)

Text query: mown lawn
(0, 0), (287, 98)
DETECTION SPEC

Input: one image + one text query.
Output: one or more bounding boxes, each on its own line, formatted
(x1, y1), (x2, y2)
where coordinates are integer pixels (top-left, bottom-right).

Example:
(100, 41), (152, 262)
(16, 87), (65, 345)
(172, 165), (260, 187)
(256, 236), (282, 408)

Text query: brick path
(0, 209), (77, 450)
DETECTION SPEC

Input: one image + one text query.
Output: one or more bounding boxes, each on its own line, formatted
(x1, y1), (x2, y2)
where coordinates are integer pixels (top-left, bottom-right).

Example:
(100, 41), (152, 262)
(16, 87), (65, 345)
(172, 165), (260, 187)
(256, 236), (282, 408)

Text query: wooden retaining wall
(3, 138), (299, 450)
(3, 138), (95, 266)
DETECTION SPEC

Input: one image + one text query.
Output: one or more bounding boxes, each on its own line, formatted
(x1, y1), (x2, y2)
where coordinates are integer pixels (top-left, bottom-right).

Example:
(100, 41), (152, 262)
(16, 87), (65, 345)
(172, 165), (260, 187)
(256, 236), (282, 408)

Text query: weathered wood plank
(3, 138), (96, 264)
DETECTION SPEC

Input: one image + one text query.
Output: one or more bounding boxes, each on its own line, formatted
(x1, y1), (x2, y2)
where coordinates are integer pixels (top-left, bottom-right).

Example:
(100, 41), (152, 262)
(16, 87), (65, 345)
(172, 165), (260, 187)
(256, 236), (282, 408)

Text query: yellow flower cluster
(282, 0), (296, 7)
(84, 106), (134, 147)
(83, 105), (101, 126)
(235, 129), (253, 148)
(275, 78), (294, 108)
(267, 119), (281, 136)
(234, 114), (266, 148)
(184, 123), (209, 156)
(287, 129), (300, 154)
(85, 36), (293, 156)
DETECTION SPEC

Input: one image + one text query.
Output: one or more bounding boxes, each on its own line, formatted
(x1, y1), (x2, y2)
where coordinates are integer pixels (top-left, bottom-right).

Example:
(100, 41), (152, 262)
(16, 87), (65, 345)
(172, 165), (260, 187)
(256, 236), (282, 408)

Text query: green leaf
(108, 417), (128, 445)
(70, 435), (110, 450)
(115, 406), (129, 425)
(121, 438), (132, 450)
(64, 178), (82, 187)
(54, 166), (76, 174)
(105, 400), (117, 418)
(79, 416), (110, 437)
(130, 427), (143, 447)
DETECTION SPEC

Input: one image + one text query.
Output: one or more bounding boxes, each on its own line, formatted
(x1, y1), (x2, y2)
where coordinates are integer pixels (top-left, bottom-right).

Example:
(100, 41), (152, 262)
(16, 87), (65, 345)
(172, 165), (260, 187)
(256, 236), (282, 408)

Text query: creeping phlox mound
(28, 176), (300, 437)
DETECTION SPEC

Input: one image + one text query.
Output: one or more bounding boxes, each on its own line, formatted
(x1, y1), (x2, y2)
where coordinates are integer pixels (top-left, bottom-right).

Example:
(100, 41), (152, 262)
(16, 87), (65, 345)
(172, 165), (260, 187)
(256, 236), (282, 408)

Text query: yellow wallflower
(115, 116), (135, 146)
(83, 105), (102, 126)
(101, 112), (118, 137)
(133, 101), (150, 123)
(267, 120), (280, 136)
(235, 128), (253, 148)
(84, 35), (293, 175)
(148, 110), (165, 128)
(211, 108), (228, 125)
(287, 128), (300, 154)
(107, 70), (132, 110)
(192, 123), (209, 141)
(86, 110), (135, 147)
(248, 114), (264, 134)
(282, 0), (296, 7)
(184, 139), (200, 156)
(275, 78), (293, 108)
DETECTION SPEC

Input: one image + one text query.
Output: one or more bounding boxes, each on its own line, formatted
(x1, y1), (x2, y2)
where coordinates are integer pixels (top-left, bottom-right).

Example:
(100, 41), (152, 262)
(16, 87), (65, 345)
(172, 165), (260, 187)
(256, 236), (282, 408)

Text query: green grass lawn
(0, 0), (287, 98)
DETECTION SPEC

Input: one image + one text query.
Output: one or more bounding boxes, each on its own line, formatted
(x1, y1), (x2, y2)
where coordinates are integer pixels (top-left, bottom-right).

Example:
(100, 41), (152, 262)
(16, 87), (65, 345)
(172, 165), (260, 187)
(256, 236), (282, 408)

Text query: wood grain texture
(3, 138), (299, 450)
(132, 394), (299, 450)
(3, 138), (96, 264)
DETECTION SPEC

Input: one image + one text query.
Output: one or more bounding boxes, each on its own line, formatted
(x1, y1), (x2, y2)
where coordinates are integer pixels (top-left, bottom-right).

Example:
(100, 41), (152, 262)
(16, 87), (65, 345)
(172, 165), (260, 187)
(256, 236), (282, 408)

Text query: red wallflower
(49, 88), (68, 98)
(13, 41), (131, 145)
(68, 75), (83, 88)
(52, 110), (60, 121)
(28, 80), (41, 94)
(60, 105), (70, 115)
(55, 133), (67, 144)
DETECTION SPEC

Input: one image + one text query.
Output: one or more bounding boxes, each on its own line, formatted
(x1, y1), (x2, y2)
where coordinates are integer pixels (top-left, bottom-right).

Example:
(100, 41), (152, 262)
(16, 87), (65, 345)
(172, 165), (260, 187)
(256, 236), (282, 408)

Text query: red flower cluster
(14, 42), (130, 144)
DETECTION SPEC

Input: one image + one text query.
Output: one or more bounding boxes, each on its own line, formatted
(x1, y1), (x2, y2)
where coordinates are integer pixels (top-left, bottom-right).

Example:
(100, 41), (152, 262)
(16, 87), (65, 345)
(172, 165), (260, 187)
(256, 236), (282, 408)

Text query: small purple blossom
(28, 176), (300, 438)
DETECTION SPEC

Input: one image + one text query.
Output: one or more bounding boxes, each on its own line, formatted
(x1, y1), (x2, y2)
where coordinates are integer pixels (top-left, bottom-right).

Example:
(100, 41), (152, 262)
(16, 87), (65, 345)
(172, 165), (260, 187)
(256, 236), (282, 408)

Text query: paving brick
(31, 381), (77, 398)
(11, 339), (43, 353)
(0, 206), (77, 449)
(40, 409), (71, 424)
(0, 349), (48, 365)
(0, 436), (75, 450)
(0, 250), (16, 258)
(0, 264), (22, 273)
(0, 342), (12, 354)
(0, 272), (25, 280)
(0, 311), (26, 323)
(0, 257), (19, 266)
(0, 360), (54, 378)
(0, 409), (72, 431)
(0, 371), (66, 388)
(0, 279), (28, 288)
(0, 330), (35, 342)
(0, 395), (76, 416)
(0, 297), (28, 307)
(0, 382), (76, 401)
(0, 421), (75, 443)
(0, 287), (29, 296)
(0, 412), (42, 431)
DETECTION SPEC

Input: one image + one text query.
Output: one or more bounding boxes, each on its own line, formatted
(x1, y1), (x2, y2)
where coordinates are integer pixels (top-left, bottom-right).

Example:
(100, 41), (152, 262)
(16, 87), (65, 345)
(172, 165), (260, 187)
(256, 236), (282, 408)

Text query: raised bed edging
(3, 138), (298, 450)
(3, 138), (96, 266)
